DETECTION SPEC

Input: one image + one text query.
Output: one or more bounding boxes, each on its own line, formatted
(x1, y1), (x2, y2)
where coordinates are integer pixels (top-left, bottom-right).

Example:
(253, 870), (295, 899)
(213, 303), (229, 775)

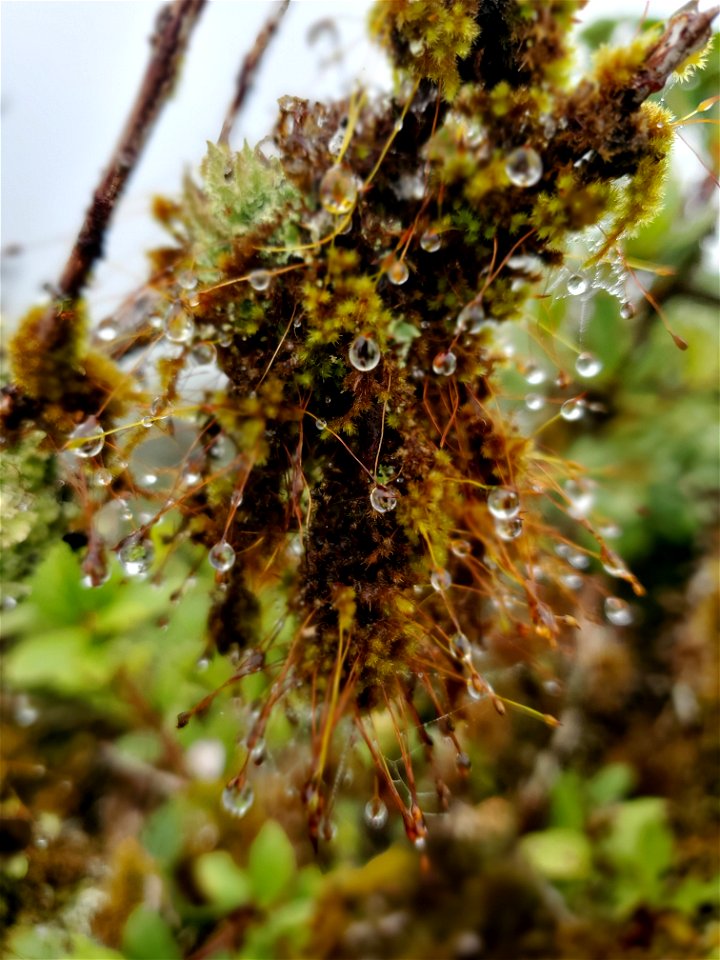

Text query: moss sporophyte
(3, 1), (717, 849)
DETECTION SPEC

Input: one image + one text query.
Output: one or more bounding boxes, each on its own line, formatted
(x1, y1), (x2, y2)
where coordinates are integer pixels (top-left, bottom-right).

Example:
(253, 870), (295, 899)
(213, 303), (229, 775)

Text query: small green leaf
(521, 828), (592, 881)
(193, 850), (251, 912)
(247, 819), (296, 906)
(587, 763), (635, 808)
(122, 906), (180, 960)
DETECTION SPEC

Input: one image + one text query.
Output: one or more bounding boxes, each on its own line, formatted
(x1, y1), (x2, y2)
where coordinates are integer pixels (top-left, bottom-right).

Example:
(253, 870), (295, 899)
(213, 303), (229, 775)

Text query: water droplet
(524, 361), (546, 385)
(141, 416), (154, 429)
(450, 632), (471, 662)
(600, 523), (622, 539)
(190, 342), (217, 366)
(315, 418), (327, 431)
(420, 230), (441, 253)
(69, 418), (105, 458)
(525, 392), (545, 411)
(450, 538), (472, 558)
(221, 781), (254, 818)
(430, 567), (451, 592)
(575, 352), (602, 378)
(432, 351), (457, 376)
(118, 536), (155, 577)
(456, 302), (486, 334)
(250, 739), (266, 765)
(505, 146), (543, 187)
(564, 479), (594, 518)
(95, 468), (113, 487)
(568, 549), (591, 570)
(487, 486), (520, 520)
(466, 674), (486, 701)
(560, 398), (585, 422)
(620, 301), (636, 320)
(319, 166), (358, 215)
(456, 751), (472, 772)
(349, 335), (381, 372)
(370, 485), (397, 513)
(177, 269), (197, 291)
(230, 490), (243, 508)
(209, 540), (235, 573)
(328, 126), (345, 158)
(566, 274), (588, 296)
(15, 696), (39, 727)
(248, 269), (271, 292)
(196, 657), (210, 672)
(386, 259), (409, 285)
(560, 572), (583, 590)
(364, 798), (388, 829)
(141, 472), (158, 487)
(604, 596), (633, 626)
(495, 516), (523, 541)
(97, 318), (119, 342)
(164, 303), (195, 344)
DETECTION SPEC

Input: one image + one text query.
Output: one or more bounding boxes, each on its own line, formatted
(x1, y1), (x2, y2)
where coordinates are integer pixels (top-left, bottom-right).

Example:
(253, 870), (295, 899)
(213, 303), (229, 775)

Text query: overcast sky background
(0, 0), (705, 325)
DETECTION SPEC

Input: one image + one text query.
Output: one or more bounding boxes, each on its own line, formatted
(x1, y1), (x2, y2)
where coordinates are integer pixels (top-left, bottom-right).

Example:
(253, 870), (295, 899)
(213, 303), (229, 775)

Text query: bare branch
(57, 0), (206, 302)
(218, 0), (291, 146)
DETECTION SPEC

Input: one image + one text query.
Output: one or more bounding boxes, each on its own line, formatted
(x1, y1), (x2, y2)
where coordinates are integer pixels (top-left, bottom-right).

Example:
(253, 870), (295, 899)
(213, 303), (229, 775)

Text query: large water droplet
(209, 540), (235, 573)
(620, 301), (636, 320)
(248, 269), (271, 291)
(566, 274), (588, 297)
(386, 259), (409, 285)
(190, 342), (217, 366)
(69, 418), (105, 458)
(564, 479), (594, 518)
(524, 362), (546, 385)
(487, 487), (520, 520)
(221, 781), (254, 818)
(525, 392), (545, 411)
(94, 467), (113, 487)
(575, 352), (602, 378)
(457, 302), (488, 334)
(450, 632), (472, 662)
(420, 230), (441, 253)
(430, 567), (451, 592)
(432, 351), (457, 376)
(349, 335), (381, 372)
(604, 596), (633, 626)
(560, 398), (585, 422)
(370, 485), (397, 513)
(505, 146), (543, 187)
(450, 538), (472, 558)
(97, 318), (119, 342)
(118, 536), (155, 577)
(364, 798), (388, 829)
(495, 516), (523, 541)
(319, 166), (358, 215)
(164, 303), (195, 344)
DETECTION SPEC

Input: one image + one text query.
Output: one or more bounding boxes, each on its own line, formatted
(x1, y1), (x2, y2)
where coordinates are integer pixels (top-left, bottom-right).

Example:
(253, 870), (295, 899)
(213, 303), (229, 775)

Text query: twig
(57, 0), (206, 302)
(218, 0), (291, 146)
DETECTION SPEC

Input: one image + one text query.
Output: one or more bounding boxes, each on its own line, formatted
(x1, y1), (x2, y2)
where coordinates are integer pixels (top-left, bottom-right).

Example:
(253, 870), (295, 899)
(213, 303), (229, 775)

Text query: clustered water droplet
(505, 146), (543, 187)
(524, 362), (546, 385)
(364, 798), (388, 829)
(386, 259), (409, 285)
(370, 485), (397, 513)
(566, 274), (588, 297)
(349, 334), (381, 372)
(319, 165), (358, 215)
(560, 397), (585, 422)
(164, 303), (195, 344)
(487, 486), (520, 520)
(190, 342), (217, 366)
(575, 352), (602, 378)
(97, 317), (119, 342)
(450, 632), (471, 662)
(419, 229), (441, 253)
(430, 567), (451, 592)
(69, 417), (105, 459)
(248, 269), (271, 292)
(495, 516), (523, 541)
(525, 392), (545, 411)
(221, 781), (254, 818)
(118, 535), (155, 577)
(209, 540), (236, 573)
(604, 596), (633, 626)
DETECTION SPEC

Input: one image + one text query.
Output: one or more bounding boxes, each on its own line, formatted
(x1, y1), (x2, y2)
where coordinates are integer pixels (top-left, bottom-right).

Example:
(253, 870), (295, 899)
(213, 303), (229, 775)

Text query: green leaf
(247, 819), (296, 906)
(122, 906), (180, 960)
(521, 828), (593, 881)
(141, 801), (185, 866)
(4, 627), (110, 693)
(586, 763), (635, 808)
(549, 771), (586, 830)
(193, 850), (251, 912)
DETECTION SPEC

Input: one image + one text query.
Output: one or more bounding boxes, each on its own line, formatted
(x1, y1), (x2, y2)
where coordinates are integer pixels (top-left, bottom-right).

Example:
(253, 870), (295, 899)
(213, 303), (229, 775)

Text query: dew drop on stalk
(430, 567), (451, 592)
(141, 416), (154, 429)
(419, 230), (441, 253)
(364, 798), (388, 829)
(505, 146), (543, 187)
(525, 392), (545, 411)
(456, 751), (472, 772)
(456, 302), (485, 333)
(560, 397), (585, 422)
(319, 166), (358, 215)
(97, 318), (119, 342)
(349, 335), (381, 371)
(94, 467), (113, 487)
(575, 352), (602, 378)
(450, 538), (471, 558)
(209, 540), (235, 573)
(221, 781), (254, 818)
(495, 516), (523, 541)
(386, 258), (409, 285)
(432, 351), (457, 376)
(315, 418), (327, 431)
(249, 269), (271, 292)
(487, 486), (520, 520)
(564, 479), (594, 518)
(450, 632), (472, 662)
(164, 303), (195, 343)
(604, 596), (633, 626)
(250, 739), (266, 765)
(69, 418), (105, 459)
(118, 536), (155, 577)
(466, 674), (485, 701)
(620, 301), (636, 320)
(370, 485), (397, 513)
(524, 361), (546, 385)
(567, 274), (588, 296)
(190, 342), (217, 366)
(177, 270), (197, 291)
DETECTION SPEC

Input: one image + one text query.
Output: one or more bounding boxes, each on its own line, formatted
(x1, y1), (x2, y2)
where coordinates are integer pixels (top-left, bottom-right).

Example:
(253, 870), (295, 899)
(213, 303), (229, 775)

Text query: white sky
(0, 0), (711, 324)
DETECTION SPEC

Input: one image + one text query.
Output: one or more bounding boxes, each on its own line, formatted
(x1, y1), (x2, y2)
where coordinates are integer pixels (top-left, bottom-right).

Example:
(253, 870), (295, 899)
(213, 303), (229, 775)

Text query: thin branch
(57, 0), (206, 302)
(218, 0), (291, 146)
